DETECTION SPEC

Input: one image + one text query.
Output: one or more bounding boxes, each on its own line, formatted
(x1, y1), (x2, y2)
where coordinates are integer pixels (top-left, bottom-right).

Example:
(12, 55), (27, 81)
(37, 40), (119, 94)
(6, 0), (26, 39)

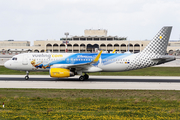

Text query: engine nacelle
(50, 68), (74, 78)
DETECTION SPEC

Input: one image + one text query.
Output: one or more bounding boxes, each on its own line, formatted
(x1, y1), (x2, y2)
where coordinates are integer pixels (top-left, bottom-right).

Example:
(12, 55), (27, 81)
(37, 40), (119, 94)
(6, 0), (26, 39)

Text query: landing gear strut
(79, 73), (89, 81)
(25, 71), (29, 80)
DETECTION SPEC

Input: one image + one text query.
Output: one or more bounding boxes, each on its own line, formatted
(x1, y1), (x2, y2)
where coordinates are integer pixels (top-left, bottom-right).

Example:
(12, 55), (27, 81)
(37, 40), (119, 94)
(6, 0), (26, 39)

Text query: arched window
(53, 44), (58, 47)
(127, 44), (133, 47)
(73, 44), (79, 47)
(60, 44), (65, 47)
(46, 43), (52, 47)
(87, 44), (93, 48)
(73, 44), (79, 50)
(114, 44), (119, 47)
(28, 49), (32, 52)
(93, 44), (99, 48)
(100, 44), (106, 47)
(107, 44), (113, 50)
(134, 44), (140, 47)
(67, 44), (72, 47)
(107, 44), (112, 47)
(80, 44), (85, 47)
(114, 44), (119, 50)
(34, 50), (39, 53)
(121, 44), (126, 47)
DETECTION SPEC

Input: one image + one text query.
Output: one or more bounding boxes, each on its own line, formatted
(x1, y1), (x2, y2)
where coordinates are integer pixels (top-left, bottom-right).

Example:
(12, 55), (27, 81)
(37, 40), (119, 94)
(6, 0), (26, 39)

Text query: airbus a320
(4, 26), (175, 80)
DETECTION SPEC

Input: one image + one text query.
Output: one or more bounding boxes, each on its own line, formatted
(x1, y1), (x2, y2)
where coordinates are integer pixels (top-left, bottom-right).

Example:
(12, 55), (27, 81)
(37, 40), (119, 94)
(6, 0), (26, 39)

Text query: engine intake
(50, 68), (74, 78)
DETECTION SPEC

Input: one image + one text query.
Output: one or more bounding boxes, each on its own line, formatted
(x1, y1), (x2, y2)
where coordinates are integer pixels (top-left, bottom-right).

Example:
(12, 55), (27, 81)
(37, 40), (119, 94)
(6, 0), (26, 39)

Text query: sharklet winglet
(92, 50), (103, 63)
(112, 49), (116, 53)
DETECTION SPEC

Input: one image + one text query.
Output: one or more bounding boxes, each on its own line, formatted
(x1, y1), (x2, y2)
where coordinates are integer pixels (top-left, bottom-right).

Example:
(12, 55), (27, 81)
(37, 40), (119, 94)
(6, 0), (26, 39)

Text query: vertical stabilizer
(142, 26), (172, 55)
(127, 26), (172, 70)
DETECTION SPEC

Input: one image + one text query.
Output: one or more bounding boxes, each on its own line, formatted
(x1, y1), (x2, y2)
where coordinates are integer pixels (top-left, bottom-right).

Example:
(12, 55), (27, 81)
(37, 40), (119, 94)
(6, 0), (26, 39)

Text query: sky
(0, 0), (180, 45)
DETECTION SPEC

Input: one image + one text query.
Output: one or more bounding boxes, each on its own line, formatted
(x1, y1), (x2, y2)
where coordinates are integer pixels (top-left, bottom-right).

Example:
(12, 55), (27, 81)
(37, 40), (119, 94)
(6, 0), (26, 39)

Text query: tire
(84, 74), (89, 80)
(25, 76), (29, 80)
(79, 76), (85, 81)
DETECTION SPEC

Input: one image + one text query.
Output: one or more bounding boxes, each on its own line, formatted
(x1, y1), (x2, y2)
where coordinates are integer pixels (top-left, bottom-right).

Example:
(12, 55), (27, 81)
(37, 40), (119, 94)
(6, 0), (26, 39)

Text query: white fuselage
(4, 53), (138, 72)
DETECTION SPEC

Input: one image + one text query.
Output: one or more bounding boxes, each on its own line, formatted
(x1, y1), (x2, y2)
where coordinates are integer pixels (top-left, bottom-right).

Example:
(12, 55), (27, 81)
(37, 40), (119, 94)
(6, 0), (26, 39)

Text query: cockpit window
(12, 57), (17, 60)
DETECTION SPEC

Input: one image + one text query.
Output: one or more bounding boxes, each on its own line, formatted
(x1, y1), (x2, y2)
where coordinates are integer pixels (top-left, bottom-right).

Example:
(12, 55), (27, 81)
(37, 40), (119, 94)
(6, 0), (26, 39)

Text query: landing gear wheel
(84, 74), (89, 80)
(25, 71), (29, 80)
(25, 76), (29, 80)
(79, 75), (85, 81)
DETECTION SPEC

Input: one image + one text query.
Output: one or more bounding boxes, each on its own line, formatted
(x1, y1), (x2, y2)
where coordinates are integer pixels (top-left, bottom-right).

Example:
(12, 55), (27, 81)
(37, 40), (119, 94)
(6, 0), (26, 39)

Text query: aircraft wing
(51, 50), (103, 70)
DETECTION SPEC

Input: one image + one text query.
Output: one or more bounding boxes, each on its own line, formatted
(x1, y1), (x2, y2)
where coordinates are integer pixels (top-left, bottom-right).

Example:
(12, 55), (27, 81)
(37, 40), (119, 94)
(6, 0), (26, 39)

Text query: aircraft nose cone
(4, 61), (10, 69)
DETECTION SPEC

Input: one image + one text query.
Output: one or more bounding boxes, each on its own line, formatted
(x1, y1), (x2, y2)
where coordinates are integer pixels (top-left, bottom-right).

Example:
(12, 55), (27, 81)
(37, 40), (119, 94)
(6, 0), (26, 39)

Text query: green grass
(1, 66), (180, 76)
(0, 89), (180, 119)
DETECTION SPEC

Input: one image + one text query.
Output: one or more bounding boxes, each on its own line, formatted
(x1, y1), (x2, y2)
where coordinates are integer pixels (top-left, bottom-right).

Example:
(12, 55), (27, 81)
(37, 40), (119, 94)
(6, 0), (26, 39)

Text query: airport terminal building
(0, 29), (180, 55)
(33, 29), (147, 54)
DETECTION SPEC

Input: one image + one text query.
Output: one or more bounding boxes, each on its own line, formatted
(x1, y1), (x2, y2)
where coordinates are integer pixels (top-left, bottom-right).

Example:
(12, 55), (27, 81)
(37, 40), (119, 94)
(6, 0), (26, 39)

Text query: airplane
(4, 26), (176, 81)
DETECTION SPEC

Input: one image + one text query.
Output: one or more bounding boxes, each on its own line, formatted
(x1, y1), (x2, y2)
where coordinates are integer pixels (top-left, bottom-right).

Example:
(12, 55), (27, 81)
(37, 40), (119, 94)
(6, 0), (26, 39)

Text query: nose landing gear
(25, 71), (29, 80)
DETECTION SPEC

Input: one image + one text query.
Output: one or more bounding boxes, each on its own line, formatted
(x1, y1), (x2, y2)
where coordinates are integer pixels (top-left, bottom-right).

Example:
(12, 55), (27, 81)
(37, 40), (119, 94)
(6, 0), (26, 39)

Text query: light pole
(64, 32), (69, 53)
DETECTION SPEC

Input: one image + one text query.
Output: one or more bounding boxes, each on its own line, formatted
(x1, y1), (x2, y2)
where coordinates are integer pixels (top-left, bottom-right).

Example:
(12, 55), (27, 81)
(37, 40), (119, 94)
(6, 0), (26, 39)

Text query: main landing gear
(79, 73), (89, 81)
(25, 71), (29, 80)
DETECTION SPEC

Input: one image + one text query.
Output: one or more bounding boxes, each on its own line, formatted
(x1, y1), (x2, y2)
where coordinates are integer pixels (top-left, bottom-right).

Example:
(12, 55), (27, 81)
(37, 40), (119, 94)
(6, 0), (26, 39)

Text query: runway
(0, 75), (180, 90)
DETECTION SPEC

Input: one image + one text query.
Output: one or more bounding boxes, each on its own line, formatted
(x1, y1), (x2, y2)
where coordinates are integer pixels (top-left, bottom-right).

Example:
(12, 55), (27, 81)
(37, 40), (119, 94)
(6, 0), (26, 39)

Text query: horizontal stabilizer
(151, 55), (176, 64)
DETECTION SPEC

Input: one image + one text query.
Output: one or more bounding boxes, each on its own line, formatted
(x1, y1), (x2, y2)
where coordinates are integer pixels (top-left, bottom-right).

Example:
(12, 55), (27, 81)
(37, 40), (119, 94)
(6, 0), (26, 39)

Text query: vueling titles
(32, 54), (63, 58)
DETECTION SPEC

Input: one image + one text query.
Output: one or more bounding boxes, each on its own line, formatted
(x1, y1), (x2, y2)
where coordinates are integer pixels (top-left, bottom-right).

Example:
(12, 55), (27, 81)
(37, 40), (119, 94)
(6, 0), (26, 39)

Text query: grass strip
(0, 89), (180, 119)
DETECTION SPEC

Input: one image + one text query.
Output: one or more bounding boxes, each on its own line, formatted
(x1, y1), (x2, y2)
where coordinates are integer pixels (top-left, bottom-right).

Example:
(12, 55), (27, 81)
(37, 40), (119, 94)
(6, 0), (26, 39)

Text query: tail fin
(142, 26), (172, 55)
(127, 26), (173, 71)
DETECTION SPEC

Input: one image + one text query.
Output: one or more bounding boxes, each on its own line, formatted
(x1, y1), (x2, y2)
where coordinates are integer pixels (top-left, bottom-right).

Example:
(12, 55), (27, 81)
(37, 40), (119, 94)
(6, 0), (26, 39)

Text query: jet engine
(50, 68), (74, 78)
